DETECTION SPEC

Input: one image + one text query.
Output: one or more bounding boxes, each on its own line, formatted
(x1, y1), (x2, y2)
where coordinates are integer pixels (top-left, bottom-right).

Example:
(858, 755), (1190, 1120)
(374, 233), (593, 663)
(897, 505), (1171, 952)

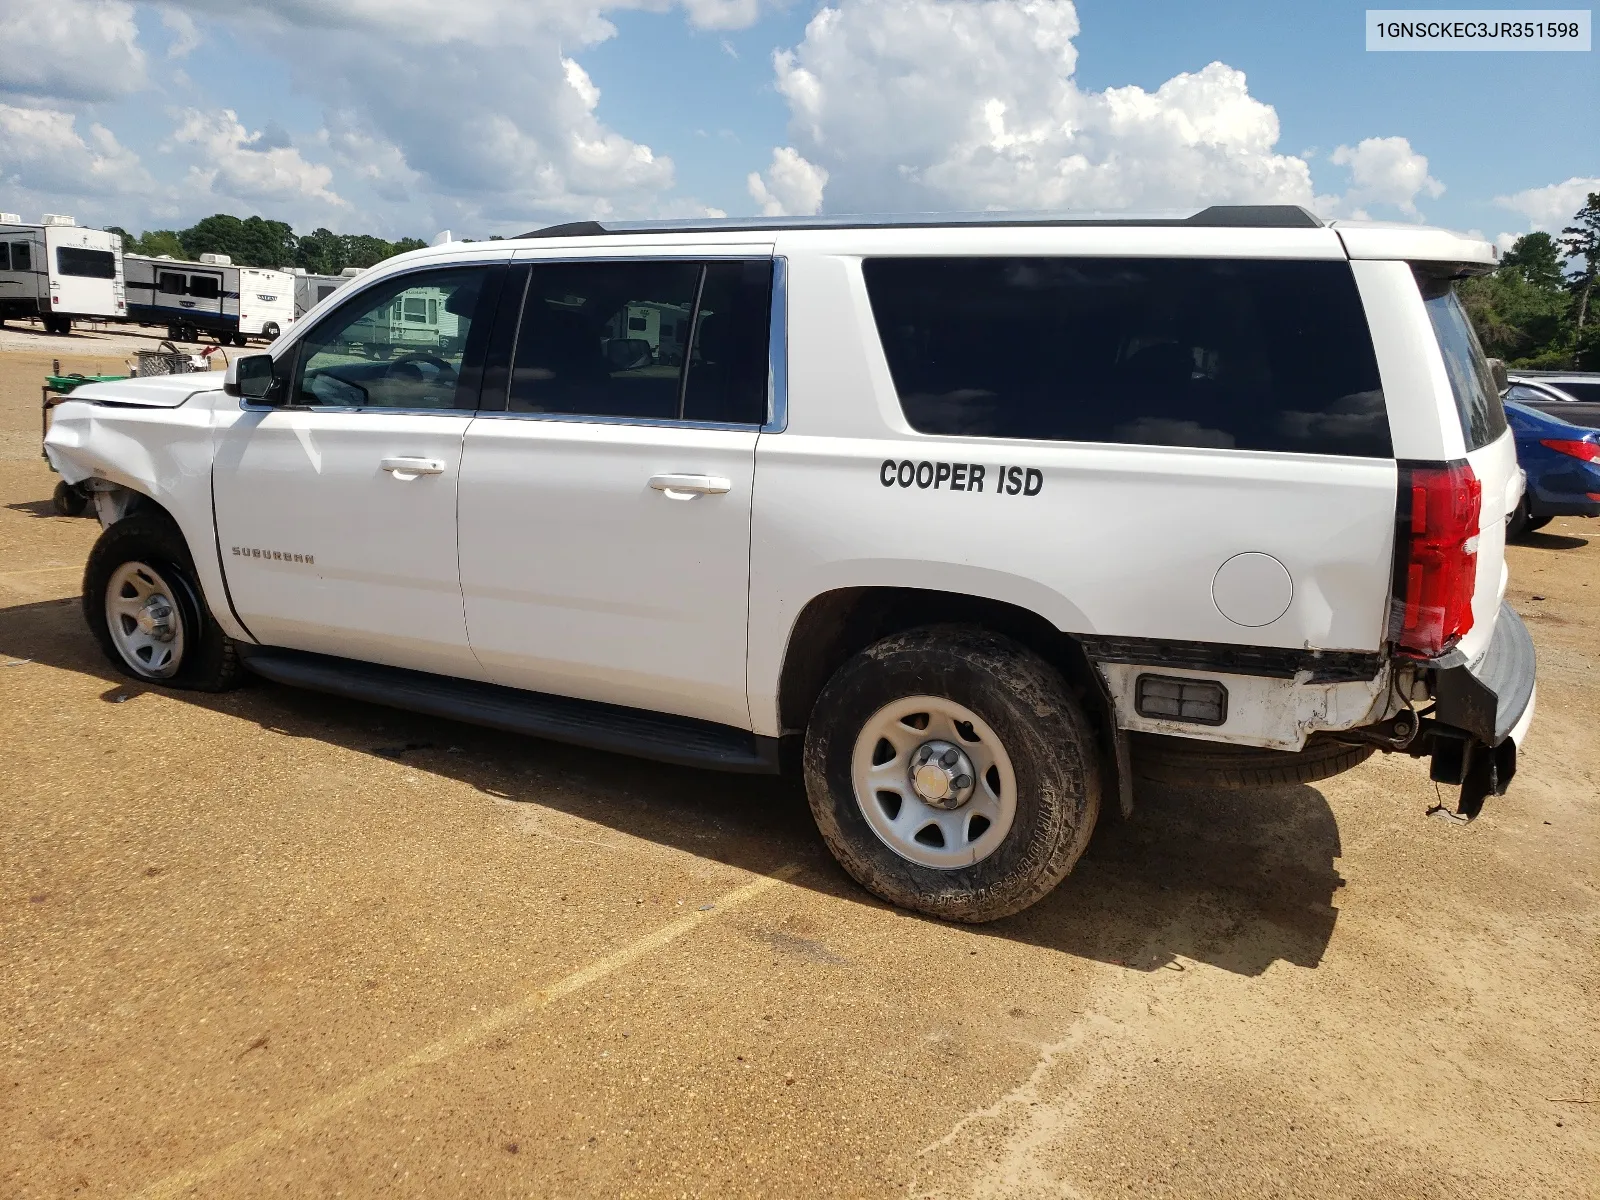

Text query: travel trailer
(342, 280), (462, 358)
(0, 214), (124, 334)
(293, 271), (350, 319)
(124, 253), (295, 345)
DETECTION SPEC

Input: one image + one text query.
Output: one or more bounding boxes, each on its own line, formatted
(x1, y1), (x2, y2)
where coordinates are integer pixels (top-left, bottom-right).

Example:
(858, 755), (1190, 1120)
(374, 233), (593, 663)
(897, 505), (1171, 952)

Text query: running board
(239, 646), (781, 774)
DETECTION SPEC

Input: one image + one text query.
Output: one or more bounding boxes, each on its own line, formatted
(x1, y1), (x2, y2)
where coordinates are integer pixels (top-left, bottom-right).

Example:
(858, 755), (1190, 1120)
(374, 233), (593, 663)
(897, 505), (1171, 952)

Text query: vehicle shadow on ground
(5, 500), (60, 519)
(1517, 530), (1589, 550)
(0, 595), (1341, 978)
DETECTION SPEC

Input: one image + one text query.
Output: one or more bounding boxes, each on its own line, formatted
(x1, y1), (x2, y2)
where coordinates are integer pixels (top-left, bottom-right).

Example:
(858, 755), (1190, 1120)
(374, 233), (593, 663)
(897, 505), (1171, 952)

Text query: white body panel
(44, 381), (249, 643)
(211, 410), (479, 678)
(457, 417), (757, 728)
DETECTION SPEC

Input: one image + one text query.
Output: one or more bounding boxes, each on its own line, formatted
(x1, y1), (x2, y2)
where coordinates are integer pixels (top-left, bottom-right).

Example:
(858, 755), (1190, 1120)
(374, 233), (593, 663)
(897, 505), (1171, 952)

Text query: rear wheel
(803, 627), (1101, 923)
(83, 512), (242, 690)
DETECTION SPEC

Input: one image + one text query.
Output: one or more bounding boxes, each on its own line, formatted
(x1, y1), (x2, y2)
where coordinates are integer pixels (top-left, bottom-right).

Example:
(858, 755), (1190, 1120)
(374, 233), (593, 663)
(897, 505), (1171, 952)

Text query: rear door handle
(381, 457), (445, 478)
(649, 473), (731, 500)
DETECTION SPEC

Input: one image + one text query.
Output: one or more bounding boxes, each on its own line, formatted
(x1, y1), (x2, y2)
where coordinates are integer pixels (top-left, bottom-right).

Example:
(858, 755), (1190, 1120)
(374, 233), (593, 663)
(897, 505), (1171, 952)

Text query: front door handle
(648, 473), (731, 500)
(381, 457), (446, 478)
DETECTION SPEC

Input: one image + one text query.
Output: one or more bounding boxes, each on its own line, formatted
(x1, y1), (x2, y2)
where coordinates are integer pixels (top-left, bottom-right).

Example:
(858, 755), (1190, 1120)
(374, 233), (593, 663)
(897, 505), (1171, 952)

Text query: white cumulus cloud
(172, 108), (346, 208)
(1495, 176), (1600, 231)
(0, 0), (146, 102)
(0, 103), (151, 197)
(1315, 136), (1443, 219)
(760, 0), (1319, 214)
(748, 147), (828, 215)
(155, 0), (680, 231)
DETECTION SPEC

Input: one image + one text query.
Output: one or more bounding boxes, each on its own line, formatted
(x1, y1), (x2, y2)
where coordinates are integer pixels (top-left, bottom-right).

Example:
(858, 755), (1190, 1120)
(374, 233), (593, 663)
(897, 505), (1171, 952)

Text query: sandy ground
(0, 319), (240, 360)
(1, 348), (1596, 1198)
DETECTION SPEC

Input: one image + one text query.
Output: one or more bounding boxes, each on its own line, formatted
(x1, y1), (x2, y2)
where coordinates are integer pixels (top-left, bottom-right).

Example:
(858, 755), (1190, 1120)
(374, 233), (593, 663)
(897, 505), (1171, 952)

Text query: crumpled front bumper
(1425, 603), (1537, 816)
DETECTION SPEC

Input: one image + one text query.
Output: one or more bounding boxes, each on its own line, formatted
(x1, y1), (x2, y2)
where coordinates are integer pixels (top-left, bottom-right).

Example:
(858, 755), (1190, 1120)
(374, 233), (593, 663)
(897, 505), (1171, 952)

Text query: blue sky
(0, 1), (1594, 248)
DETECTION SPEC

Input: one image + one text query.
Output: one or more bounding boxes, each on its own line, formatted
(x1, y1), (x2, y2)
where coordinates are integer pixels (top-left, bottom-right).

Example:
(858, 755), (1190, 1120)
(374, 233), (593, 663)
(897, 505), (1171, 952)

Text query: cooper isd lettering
(879, 459), (1042, 496)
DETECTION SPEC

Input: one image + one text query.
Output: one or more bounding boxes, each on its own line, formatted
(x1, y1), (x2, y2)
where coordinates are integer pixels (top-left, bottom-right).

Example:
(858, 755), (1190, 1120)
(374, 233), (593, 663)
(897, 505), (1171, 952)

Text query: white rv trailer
(124, 253), (295, 346)
(342, 282), (462, 358)
(0, 214), (124, 334)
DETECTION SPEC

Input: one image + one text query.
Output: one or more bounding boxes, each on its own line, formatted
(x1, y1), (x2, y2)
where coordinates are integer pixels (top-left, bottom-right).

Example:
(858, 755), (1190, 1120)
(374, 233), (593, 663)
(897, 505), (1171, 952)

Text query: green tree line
(104, 214), (428, 276)
(1461, 191), (1600, 370)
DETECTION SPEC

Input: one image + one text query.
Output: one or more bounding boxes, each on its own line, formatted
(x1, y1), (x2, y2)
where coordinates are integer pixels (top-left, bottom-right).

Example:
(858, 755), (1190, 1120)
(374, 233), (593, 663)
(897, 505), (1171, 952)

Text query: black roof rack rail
(514, 204), (1323, 240)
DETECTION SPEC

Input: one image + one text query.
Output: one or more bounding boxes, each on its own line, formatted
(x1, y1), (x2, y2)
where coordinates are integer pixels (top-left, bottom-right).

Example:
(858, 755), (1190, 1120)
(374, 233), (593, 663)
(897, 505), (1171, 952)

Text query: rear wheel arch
(777, 587), (1104, 733)
(775, 588), (1124, 810)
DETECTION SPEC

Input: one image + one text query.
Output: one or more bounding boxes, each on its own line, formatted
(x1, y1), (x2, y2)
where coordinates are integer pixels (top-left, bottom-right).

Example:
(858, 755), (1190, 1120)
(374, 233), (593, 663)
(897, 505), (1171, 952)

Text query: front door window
(292, 268), (492, 410)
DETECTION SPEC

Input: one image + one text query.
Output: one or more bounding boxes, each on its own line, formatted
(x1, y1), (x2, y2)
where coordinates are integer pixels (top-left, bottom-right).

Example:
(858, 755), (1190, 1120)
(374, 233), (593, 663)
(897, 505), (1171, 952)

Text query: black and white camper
(0, 214), (124, 335)
(124, 253), (295, 346)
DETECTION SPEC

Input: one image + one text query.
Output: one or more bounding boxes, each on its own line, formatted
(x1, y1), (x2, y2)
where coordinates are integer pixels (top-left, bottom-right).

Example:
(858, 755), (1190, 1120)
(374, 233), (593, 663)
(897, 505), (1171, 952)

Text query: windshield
(1414, 270), (1507, 452)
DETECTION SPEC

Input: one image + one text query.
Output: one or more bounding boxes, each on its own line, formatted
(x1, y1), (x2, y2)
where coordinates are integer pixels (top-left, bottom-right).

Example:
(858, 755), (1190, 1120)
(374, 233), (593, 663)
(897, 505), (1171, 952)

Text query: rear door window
(863, 257), (1390, 457)
(504, 259), (772, 424)
(56, 247), (117, 279)
(1413, 270), (1508, 451)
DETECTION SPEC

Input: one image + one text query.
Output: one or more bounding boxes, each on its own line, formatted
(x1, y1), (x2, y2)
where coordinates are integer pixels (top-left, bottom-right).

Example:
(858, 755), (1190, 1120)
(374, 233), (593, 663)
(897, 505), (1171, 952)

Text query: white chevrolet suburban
(44, 206), (1536, 922)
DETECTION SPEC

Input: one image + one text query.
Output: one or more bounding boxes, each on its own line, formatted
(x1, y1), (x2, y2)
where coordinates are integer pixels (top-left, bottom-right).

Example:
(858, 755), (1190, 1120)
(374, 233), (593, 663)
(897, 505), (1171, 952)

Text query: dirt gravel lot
(2, 347), (1597, 1198)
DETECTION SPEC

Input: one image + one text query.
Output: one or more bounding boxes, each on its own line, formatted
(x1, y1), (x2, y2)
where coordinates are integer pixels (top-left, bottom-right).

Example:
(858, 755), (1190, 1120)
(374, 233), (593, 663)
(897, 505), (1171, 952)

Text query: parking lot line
(133, 863), (802, 1200)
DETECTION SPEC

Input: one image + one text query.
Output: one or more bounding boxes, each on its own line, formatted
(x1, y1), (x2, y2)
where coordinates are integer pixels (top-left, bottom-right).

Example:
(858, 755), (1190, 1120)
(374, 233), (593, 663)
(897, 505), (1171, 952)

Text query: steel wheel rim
(104, 561), (185, 680)
(850, 695), (1017, 869)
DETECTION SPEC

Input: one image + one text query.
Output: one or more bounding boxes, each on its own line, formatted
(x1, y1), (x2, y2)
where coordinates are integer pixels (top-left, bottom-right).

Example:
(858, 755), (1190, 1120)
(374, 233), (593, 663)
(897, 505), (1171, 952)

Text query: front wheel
(83, 512), (242, 690)
(803, 627), (1101, 923)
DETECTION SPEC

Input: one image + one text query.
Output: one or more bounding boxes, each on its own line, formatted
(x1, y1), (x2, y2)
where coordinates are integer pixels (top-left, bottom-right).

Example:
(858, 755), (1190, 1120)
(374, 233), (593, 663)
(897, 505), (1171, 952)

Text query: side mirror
(1487, 357), (1510, 395)
(226, 353), (281, 402)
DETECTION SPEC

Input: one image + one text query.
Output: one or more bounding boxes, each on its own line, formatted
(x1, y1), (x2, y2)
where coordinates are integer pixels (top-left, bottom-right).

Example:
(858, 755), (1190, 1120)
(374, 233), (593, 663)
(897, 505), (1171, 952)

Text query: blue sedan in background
(1504, 401), (1600, 539)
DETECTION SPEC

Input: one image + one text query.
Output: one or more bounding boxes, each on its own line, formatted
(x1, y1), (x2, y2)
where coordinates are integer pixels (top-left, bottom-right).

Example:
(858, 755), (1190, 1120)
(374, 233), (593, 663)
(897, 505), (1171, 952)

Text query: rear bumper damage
(1419, 603), (1537, 816)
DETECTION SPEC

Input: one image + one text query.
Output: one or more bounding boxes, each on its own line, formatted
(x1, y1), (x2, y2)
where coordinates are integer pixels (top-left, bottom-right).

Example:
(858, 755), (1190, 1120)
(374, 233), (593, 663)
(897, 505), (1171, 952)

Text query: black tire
(803, 627), (1102, 923)
(262, 322), (280, 340)
(1131, 732), (1374, 789)
(82, 511), (243, 691)
(1506, 497), (1530, 541)
(52, 480), (90, 517)
(1525, 515), (1553, 533)
(233, 332), (249, 347)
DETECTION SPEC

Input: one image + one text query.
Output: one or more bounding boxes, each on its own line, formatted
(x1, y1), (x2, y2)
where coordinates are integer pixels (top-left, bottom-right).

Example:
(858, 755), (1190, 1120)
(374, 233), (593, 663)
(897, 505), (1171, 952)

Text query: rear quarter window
(862, 257), (1391, 457)
(1413, 269), (1508, 452)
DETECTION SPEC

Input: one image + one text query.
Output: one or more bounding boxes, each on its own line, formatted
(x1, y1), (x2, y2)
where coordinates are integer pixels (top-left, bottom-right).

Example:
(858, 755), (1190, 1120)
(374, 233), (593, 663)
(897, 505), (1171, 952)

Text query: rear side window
(1414, 271), (1508, 451)
(57, 246), (116, 279)
(13, 241), (30, 272)
(506, 259), (772, 424)
(1556, 381), (1600, 403)
(0, 243), (9, 271)
(187, 273), (221, 300)
(863, 257), (1390, 457)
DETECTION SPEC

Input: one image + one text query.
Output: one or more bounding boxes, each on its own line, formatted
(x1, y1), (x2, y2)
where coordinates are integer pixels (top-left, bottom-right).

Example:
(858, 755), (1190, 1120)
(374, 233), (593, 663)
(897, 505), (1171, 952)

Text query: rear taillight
(1539, 438), (1600, 462)
(1392, 461), (1481, 659)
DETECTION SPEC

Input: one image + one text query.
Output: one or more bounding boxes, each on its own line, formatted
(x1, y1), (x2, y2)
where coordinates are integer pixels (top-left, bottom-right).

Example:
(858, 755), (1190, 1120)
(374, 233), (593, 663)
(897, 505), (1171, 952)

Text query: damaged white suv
(45, 206), (1536, 922)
